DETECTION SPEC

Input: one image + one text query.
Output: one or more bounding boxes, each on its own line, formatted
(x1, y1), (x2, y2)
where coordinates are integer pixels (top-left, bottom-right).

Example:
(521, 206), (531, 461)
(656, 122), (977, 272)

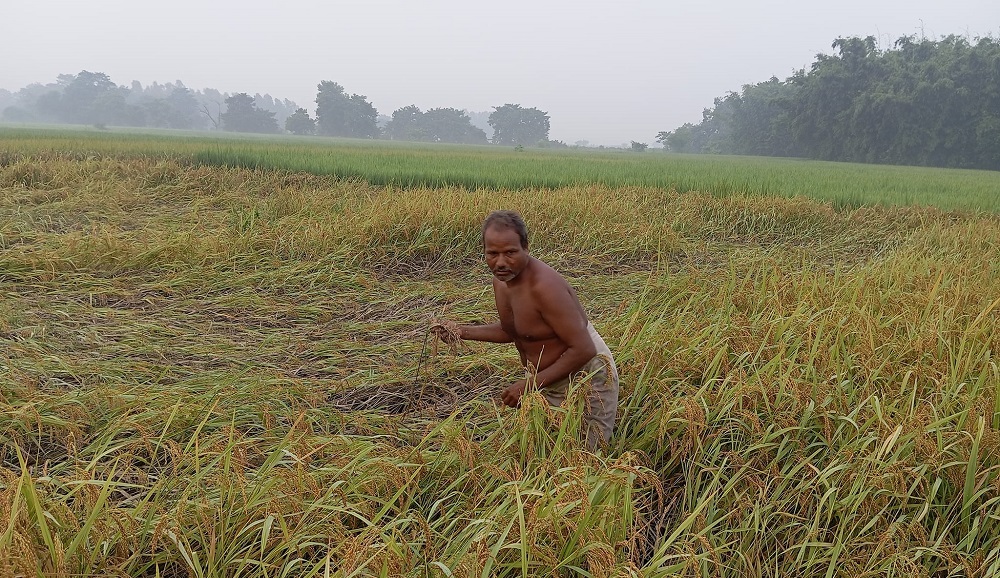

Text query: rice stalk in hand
(429, 317), (463, 356)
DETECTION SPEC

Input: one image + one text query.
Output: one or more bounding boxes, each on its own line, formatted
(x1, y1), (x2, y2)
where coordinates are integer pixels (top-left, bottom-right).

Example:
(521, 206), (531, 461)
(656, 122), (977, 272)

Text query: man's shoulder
(527, 258), (571, 292)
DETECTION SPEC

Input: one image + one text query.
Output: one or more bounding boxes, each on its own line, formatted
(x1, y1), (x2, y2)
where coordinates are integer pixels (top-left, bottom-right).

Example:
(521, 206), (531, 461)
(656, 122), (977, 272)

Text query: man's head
(482, 210), (530, 283)
(481, 210), (528, 249)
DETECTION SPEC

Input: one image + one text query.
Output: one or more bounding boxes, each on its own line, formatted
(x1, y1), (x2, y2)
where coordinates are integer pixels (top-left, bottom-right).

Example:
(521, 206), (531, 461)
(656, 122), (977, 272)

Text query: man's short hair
(482, 210), (529, 248)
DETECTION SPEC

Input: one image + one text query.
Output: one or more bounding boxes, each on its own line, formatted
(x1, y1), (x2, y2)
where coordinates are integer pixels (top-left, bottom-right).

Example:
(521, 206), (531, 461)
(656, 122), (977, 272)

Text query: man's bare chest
(499, 296), (555, 342)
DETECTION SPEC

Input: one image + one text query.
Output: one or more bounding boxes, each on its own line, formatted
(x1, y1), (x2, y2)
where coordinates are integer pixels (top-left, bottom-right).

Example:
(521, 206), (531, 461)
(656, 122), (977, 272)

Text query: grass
(3, 124), (1000, 212)
(0, 138), (999, 576)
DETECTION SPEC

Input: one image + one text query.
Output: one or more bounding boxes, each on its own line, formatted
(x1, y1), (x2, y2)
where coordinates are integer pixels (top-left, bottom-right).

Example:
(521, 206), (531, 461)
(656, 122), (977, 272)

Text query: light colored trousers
(535, 323), (619, 449)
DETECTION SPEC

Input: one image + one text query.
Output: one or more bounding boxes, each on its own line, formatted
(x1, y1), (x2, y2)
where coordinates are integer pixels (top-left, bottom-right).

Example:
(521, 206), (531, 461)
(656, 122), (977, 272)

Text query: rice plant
(3, 125), (1000, 212)
(1, 140), (998, 576)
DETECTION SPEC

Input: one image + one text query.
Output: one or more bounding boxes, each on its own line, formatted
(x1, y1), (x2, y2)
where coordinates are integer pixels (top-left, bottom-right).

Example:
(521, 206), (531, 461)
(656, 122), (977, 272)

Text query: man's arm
(457, 322), (514, 343)
(431, 320), (514, 343)
(531, 284), (597, 389)
(461, 277), (514, 342)
(433, 279), (514, 344)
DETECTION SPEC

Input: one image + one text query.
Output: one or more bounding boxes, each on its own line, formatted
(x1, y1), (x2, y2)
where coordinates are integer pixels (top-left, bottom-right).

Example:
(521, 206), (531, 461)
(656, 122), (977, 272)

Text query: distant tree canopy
(384, 106), (488, 144)
(140, 87), (201, 129)
(220, 93), (279, 134)
(9, 70), (566, 148)
(285, 107), (316, 135)
(488, 104), (550, 146)
(1, 71), (301, 133)
(658, 34), (1000, 171)
(30, 71), (137, 126)
(315, 81), (379, 139)
(5, 73), (560, 146)
(384, 105), (422, 140)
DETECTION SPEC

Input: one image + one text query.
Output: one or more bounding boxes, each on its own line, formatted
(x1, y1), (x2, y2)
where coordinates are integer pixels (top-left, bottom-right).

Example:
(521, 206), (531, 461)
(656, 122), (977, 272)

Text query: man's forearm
(459, 323), (513, 343)
(532, 344), (597, 390)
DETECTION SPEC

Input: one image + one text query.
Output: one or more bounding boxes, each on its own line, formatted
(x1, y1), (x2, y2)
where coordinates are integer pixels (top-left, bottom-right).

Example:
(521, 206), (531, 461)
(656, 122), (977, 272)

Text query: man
(433, 210), (619, 449)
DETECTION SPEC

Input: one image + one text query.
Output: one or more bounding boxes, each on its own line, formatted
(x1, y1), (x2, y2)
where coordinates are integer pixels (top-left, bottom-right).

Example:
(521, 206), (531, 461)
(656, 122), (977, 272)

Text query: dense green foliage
(488, 104), (551, 146)
(384, 106), (489, 144)
(659, 35), (1000, 171)
(1, 147), (999, 576)
(284, 107), (316, 136)
(314, 81), (381, 139)
(221, 93), (279, 134)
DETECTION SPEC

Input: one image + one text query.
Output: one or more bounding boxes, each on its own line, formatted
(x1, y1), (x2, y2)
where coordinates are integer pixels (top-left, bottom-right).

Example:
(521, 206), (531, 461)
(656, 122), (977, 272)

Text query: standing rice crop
(1, 143), (998, 576)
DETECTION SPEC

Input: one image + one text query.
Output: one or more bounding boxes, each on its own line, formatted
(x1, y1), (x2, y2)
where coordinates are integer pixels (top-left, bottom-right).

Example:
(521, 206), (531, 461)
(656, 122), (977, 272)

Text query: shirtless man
(434, 210), (619, 448)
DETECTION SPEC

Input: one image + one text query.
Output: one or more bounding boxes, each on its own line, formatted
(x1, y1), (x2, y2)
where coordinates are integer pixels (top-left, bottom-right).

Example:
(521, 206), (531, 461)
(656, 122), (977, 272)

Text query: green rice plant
(4, 125), (1000, 212)
(2, 143), (1000, 576)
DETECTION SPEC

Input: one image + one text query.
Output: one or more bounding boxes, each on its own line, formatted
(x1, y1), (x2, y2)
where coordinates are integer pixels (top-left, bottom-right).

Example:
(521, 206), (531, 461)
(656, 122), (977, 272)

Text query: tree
(34, 90), (64, 121)
(315, 81), (379, 138)
(285, 107), (316, 135)
(92, 90), (144, 127)
(384, 106), (488, 144)
(62, 71), (118, 124)
(200, 102), (222, 129)
(142, 99), (174, 128)
(2, 106), (33, 122)
(220, 93), (278, 133)
(654, 34), (1000, 170)
(165, 87), (200, 129)
(10, 82), (62, 122)
(656, 124), (700, 153)
(383, 105), (424, 141)
(198, 88), (225, 129)
(630, 141), (648, 152)
(425, 108), (489, 143)
(255, 93), (300, 128)
(39, 70), (137, 126)
(1, 73), (309, 132)
(464, 110), (492, 134)
(385, 104), (489, 144)
(0, 89), (15, 116)
(488, 104), (550, 146)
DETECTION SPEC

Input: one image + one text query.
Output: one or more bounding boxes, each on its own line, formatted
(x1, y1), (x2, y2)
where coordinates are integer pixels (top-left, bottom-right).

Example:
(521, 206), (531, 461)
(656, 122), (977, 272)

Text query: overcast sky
(3, 0), (997, 145)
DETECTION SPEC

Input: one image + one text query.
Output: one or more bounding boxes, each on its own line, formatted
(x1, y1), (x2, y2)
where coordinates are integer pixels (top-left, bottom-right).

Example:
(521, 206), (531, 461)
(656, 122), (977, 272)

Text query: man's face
(484, 225), (529, 283)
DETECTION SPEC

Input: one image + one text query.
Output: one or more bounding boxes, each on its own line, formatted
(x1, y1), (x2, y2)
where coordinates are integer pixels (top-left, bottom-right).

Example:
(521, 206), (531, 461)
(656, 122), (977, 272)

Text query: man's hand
(501, 379), (527, 408)
(431, 320), (462, 345)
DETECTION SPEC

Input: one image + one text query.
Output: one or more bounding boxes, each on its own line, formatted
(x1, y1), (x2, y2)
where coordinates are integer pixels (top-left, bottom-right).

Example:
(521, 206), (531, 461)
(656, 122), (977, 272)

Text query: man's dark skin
(437, 224), (597, 407)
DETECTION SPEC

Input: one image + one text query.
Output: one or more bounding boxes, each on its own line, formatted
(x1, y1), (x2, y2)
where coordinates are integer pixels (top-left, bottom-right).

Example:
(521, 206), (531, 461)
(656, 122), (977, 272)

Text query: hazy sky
(3, 0), (997, 145)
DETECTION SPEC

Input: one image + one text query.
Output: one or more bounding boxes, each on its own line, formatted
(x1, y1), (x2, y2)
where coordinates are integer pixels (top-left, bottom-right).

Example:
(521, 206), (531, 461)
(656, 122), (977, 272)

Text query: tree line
(657, 35), (1000, 171)
(0, 72), (299, 133)
(1, 72), (554, 147)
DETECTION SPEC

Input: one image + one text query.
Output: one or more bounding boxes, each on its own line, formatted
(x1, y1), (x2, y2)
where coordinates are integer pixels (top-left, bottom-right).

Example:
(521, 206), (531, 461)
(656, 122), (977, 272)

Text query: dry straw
(1, 134), (999, 577)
